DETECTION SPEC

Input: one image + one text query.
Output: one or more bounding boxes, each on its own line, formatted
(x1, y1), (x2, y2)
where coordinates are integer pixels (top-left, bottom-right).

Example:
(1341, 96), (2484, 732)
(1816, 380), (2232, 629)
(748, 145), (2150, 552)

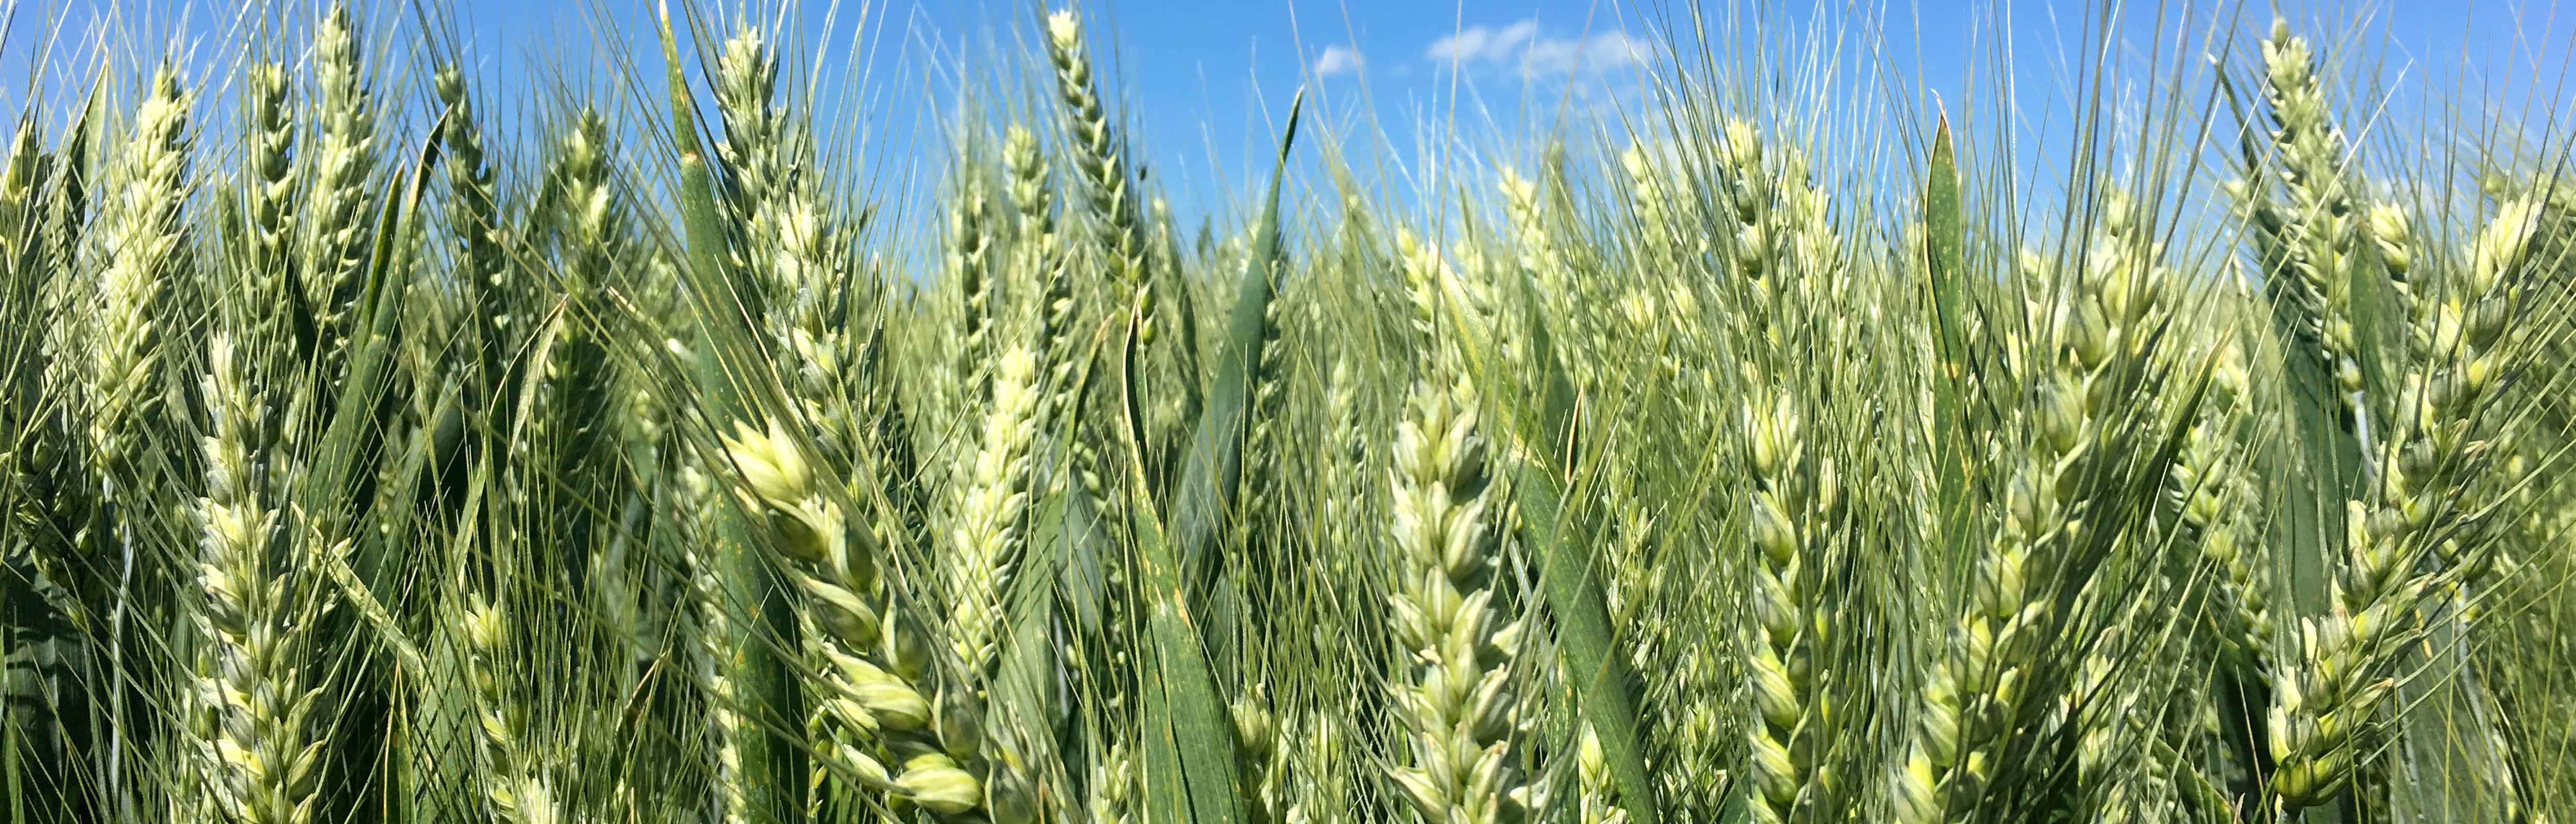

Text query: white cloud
(1424, 21), (1648, 77)
(1314, 45), (1365, 77)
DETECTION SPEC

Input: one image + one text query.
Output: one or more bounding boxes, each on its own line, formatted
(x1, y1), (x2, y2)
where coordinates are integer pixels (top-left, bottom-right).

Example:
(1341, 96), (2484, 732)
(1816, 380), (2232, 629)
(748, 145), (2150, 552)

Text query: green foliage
(0, 4), (2571, 824)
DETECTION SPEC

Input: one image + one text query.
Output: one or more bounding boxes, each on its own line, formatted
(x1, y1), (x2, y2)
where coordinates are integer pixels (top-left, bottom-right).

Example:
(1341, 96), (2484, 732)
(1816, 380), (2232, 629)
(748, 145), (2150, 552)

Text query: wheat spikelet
(435, 63), (514, 387)
(1231, 690), (1291, 824)
(0, 116), (39, 244)
(1004, 126), (1080, 445)
(719, 420), (901, 782)
(1620, 144), (1681, 264)
(724, 420), (1026, 819)
(1281, 711), (1350, 824)
(715, 27), (783, 226)
(1085, 736), (1134, 824)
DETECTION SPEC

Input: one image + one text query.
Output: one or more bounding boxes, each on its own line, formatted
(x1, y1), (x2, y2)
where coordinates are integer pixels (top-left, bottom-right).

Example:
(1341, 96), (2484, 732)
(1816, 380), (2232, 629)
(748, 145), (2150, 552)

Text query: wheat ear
(301, 1), (378, 362)
(188, 336), (328, 824)
(2247, 18), (2366, 427)
(1044, 10), (1158, 346)
(1897, 193), (2173, 823)
(2269, 198), (2543, 809)
(84, 64), (191, 476)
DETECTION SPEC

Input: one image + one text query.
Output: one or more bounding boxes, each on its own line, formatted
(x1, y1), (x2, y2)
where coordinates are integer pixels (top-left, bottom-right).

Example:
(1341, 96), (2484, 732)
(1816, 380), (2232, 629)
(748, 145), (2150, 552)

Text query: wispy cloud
(1425, 21), (1647, 77)
(1314, 44), (1365, 77)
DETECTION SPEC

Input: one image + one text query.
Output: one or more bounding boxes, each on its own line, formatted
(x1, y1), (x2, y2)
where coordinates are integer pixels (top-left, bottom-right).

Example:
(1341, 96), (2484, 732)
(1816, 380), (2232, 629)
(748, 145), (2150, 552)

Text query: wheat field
(1, 2), (2573, 822)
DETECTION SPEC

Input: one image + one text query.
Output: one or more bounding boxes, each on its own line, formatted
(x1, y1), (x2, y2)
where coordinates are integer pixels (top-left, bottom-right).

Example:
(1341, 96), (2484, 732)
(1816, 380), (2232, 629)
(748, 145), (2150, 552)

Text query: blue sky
(4, 1), (2572, 227)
